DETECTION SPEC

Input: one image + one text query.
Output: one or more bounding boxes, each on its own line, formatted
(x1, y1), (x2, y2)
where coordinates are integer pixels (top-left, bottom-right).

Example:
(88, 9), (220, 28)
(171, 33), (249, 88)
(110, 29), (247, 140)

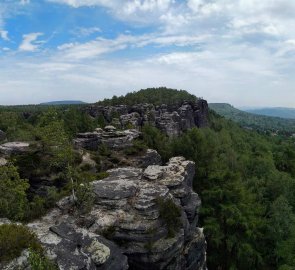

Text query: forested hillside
(97, 87), (198, 106)
(1, 89), (295, 269)
(245, 107), (295, 119)
(210, 103), (295, 136)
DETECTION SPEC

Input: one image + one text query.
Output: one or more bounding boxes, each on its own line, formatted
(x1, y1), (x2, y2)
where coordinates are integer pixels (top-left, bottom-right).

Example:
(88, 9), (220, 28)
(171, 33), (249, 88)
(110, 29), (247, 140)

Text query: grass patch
(0, 224), (42, 264)
(156, 197), (181, 238)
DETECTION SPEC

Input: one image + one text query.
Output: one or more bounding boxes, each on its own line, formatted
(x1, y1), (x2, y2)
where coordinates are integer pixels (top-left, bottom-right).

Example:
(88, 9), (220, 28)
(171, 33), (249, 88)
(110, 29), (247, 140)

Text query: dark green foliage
(156, 197), (181, 238)
(99, 144), (111, 157)
(100, 225), (116, 239)
(97, 87), (197, 106)
(142, 125), (171, 161)
(209, 103), (295, 136)
(0, 165), (29, 221)
(123, 140), (147, 155)
(0, 224), (42, 263)
(75, 183), (95, 214)
(142, 111), (295, 269)
(28, 248), (58, 270)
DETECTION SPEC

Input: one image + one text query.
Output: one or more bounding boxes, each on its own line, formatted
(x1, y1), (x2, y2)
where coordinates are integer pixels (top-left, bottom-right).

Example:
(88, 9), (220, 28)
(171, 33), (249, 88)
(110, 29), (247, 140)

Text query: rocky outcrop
(74, 126), (141, 151)
(84, 100), (209, 137)
(85, 157), (206, 270)
(2, 157), (206, 270)
(130, 149), (162, 168)
(0, 142), (30, 155)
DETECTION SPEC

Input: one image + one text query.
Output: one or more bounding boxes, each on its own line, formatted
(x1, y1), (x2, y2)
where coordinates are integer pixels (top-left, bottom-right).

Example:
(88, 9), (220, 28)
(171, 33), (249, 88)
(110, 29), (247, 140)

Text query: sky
(0, 0), (295, 106)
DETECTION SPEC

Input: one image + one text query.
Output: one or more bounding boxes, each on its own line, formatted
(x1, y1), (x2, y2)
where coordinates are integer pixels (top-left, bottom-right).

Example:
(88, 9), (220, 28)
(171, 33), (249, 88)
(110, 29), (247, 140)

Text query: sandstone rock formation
(2, 157), (206, 270)
(0, 142), (30, 155)
(74, 126), (140, 151)
(84, 100), (209, 137)
(90, 157), (206, 270)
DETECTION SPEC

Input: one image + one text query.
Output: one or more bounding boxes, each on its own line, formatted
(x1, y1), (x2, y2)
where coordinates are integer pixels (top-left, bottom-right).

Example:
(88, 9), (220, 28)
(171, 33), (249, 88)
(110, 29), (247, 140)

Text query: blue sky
(0, 0), (295, 106)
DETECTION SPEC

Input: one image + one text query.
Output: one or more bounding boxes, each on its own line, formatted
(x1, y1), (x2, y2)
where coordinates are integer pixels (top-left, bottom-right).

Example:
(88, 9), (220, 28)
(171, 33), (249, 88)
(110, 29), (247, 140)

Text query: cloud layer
(0, 0), (295, 106)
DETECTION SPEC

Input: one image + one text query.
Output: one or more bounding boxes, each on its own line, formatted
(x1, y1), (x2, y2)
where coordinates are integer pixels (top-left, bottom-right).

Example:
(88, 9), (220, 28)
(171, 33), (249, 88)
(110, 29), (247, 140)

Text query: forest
(209, 103), (295, 137)
(1, 88), (295, 269)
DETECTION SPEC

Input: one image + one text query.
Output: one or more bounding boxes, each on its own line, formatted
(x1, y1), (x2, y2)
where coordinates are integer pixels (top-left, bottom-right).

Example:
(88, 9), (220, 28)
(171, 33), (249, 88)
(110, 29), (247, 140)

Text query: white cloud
(72, 26), (101, 37)
(20, 0), (30, 4)
(19, 32), (44, 52)
(0, 30), (9, 41)
(2, 0), (295, 107)
(56, 33), (210, 60)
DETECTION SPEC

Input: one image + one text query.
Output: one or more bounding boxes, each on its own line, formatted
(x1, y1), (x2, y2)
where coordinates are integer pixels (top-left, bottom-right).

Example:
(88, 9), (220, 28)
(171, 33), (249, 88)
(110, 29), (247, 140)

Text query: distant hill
(209, 103), (295, 135)
(40, 100), (87, 105)
(96, 87), (198, 106)
(244, 107), (295, 119)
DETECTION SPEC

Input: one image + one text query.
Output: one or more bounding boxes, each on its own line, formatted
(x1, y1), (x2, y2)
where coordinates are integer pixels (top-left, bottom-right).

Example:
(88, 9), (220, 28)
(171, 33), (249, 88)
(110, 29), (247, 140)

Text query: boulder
(74, 129), (141, 151)
(0, 142), (30, 155)
(0, 157), (7, 166)
(131, 149), (162, 168)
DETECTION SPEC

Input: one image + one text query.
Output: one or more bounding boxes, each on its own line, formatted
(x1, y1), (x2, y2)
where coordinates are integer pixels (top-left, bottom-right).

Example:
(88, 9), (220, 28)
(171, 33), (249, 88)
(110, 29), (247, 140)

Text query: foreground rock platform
(3, 157), (206, 270)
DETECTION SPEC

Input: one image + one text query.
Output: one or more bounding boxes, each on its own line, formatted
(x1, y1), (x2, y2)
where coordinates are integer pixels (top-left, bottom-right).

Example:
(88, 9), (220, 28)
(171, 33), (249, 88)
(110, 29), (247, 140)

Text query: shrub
(0, 165), (29, 221)
(123, 140), (147, 156)
(99, 144), (111, 157)
(28, 248), (57, 270)
(0, 224), (42, 264)
(156, 197), (182, 238)
(97, 171), (109, 179)
(100, 225), (116, 239)
(75, 183), (95, 214)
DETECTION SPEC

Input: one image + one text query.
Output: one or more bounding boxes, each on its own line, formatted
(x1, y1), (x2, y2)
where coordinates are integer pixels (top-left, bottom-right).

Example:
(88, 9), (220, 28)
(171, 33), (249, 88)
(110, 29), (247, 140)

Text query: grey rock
(89, 157), (206, 270)
(74, 129), (141, 151)
(4, 157), (206, 270)
(120, 112), (141, 129)
(0, 142), (30, 155)
(131, 149), (162, 168)
(83, 100), (209, 137)
(0, 157), (7, 166)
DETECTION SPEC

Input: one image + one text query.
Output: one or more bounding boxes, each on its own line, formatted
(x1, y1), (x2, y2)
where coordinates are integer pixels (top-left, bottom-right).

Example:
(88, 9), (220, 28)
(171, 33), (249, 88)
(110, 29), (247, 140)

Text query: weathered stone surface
(120, 112), (141, 129)
(74, 127), (141, 151)
(0, 142), (30, 155)
(89, 157), (206, 270)
(0, 157), (7, 166)
(84, 100), (209, 137)
(25, 211), (129, 270)
(3, 157), (206, 270)
(131, 149), (162, 168)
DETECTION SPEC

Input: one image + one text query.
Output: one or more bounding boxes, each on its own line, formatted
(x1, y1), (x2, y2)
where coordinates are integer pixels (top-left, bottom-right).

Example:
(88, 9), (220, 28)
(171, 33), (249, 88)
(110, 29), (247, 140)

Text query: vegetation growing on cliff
(142, 113), (295, 270)
(209, 103), (295, 136)
(97, 87), (197, 106)
(0, 224), (42, 263)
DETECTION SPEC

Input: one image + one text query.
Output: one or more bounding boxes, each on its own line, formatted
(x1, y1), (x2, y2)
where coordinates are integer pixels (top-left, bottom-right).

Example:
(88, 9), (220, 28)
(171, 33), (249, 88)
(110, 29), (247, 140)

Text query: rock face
(0, 142), (30, 155)
(84, 100), (209, 137)
(3, 157), (206, 270)
(88, 157), (206, 270)
(74, 126), (141, 151)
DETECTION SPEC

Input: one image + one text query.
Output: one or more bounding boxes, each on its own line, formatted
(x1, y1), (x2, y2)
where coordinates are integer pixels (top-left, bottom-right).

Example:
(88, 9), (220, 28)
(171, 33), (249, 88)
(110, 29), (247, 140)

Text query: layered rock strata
(73, 127), (140, 151)
(2, 157), (206, 270)
(85, 100), (209, 137)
